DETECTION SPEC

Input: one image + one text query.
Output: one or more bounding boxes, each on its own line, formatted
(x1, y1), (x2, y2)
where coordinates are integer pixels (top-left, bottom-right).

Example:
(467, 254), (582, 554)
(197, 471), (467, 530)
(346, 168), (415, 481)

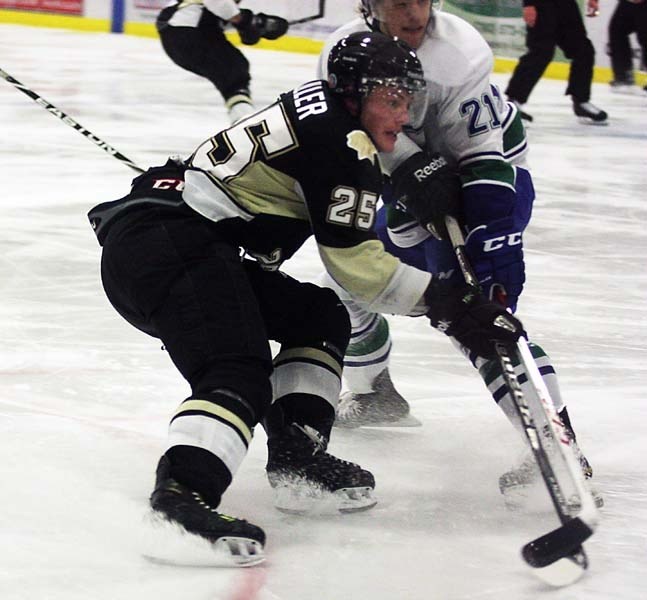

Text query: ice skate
(573, 101), (608, 125)
(609, 78), (637, 95)
(499, 411), (603, 513)
(143, 474), (265, 567)
(508, 98), (533, 122)
(266, 423), (377, 514)
(336, 368), (421, 428)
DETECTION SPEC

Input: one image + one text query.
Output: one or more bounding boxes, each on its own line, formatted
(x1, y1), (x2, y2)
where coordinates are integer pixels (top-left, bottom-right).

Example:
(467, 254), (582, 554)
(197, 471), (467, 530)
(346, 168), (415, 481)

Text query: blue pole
(111, 0), (125, 34)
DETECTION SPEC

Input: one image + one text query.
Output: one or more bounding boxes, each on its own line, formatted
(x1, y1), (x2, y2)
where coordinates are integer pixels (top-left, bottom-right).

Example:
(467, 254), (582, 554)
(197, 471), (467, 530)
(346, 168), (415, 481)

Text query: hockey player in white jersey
(317, 0), (600, 505)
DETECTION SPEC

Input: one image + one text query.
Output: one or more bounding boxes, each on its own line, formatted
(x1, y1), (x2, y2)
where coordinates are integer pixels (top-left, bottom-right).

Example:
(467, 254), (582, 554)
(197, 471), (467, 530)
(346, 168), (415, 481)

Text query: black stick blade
(522, 517), (593, 568)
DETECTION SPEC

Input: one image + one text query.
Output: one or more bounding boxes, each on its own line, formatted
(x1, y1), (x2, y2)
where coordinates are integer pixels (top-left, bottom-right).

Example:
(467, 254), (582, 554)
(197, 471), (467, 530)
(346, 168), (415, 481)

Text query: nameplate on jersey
(292, 80), (328, 121)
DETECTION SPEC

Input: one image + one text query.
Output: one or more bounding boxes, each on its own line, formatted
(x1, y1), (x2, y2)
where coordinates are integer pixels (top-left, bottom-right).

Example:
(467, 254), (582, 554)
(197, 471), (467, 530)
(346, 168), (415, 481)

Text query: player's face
(361, 86), (412, 153)
(375, 0), (431, 50)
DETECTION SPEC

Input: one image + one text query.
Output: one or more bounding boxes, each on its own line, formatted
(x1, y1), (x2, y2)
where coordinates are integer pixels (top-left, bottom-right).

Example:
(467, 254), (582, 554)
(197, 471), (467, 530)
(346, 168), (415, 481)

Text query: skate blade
(576, 116), (608, 126)
(272, 483), (377, 515)
(141, 511), (265, 567)
(335, 413), (422, 429)
(610, 86), (640, 96)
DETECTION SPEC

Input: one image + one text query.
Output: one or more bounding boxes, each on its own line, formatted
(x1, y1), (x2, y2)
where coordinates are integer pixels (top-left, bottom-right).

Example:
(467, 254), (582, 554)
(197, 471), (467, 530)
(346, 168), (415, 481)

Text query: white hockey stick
(1, 67), (144, 173)
(444, 215), (599, 585)
(287, 0), (326, 25)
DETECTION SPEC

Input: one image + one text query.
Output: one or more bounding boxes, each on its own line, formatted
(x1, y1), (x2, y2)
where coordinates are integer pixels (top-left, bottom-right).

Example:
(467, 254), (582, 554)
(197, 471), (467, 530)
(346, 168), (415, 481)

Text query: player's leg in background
(460, 168), (599, 505)
(475, 343), (601, 509)
(635, 2), (647, 93)
(505, 3), (558, 121)
(556, 0), (608, 122)
(157, 23), (254, 123)
(608, 1), (636, 88)
(319, 205), (427, 428)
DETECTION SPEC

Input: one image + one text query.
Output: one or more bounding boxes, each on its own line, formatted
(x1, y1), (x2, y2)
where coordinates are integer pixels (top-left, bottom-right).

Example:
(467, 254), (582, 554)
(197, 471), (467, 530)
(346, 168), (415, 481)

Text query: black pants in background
(158, 24), (251, 101)
(609, 0), (647, 82)
(506, 0), (595, 104)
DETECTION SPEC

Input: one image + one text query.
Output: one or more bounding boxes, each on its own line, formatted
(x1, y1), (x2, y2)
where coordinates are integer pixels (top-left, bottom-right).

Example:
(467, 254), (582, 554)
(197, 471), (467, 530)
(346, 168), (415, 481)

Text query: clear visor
(361, 76), (428, 124)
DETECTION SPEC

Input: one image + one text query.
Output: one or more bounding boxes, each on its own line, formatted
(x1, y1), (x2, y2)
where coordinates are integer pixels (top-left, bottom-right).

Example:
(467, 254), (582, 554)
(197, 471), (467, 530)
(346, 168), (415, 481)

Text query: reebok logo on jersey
(293, 80), (328, 121)
(414, 156), (448, 182)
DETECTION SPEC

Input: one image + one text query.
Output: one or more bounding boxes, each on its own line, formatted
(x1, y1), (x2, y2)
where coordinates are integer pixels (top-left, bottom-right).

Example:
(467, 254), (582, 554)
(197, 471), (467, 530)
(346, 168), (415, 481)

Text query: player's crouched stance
(87, 32), (524, 567)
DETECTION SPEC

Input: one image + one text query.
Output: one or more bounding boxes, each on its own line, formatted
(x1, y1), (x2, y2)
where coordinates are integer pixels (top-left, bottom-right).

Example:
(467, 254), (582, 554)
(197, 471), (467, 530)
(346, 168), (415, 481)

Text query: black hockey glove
(235, 10), (288, 46)
(425, 279), (525, 359)
(391, 152), (462, 240)
(235, 9), (261, 45)
(254, 13), (289, 40)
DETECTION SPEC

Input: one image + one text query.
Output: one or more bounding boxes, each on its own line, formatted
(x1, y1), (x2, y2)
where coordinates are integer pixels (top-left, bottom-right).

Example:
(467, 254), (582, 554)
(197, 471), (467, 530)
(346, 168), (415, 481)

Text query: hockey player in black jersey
(156, 0), (288, 124)
(88, 32), (524, 566)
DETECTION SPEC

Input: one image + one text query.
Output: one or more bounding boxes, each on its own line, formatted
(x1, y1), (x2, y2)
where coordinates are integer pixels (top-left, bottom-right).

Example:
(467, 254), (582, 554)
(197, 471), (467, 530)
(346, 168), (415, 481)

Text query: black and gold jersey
(185, 79), (429, 313)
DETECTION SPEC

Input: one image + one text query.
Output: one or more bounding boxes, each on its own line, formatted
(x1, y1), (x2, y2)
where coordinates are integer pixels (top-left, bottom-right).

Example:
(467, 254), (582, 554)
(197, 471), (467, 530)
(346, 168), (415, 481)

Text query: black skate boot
(266, 423), (377, 514)
(336, 368), (421, 428)
(508, 98), (533, 122)
(144, 459), (265, 567)
(609, 78), (636, 94)
(573, 101), (608, 124)
(499, 408), (603, 512)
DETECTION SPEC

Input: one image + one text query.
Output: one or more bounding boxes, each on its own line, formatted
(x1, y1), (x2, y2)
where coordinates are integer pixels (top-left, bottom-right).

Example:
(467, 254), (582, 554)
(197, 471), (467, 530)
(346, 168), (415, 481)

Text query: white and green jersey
(318, 11), (529, 235)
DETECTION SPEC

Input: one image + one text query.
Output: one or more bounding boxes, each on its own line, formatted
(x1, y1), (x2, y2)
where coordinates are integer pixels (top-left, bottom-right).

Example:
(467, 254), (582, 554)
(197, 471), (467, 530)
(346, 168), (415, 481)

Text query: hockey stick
(0, 67), (144, 173)
(287, 0), (325, 25)
(444, 215), (599, 585)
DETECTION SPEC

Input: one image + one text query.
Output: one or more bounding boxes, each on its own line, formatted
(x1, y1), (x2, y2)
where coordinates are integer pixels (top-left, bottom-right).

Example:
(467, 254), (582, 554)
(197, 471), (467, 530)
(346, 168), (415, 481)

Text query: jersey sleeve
(389, 14), (519, 231)
(443, 73), (517, 228)
(289, 89), (431, 315)
(203, 0), (240, 21)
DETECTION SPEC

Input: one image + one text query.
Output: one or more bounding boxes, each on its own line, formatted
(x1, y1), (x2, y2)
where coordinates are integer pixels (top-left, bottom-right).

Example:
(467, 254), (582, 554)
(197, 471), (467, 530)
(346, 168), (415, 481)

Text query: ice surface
(1, 24), (646, 600)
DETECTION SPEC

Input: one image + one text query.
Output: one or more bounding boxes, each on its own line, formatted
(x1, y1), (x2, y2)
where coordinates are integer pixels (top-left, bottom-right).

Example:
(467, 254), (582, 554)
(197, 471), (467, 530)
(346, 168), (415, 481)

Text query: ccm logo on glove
(482, 231), (522, 252)
(414, 156), (448, 182)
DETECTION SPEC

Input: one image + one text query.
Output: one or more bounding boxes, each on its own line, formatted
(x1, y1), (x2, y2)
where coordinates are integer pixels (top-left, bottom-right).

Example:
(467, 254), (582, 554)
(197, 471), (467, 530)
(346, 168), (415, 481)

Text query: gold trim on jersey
(273, 347), (343, 378)
(173, 400), (253, 445)
(227, 162), (309, 220)
(346, 130), (378, 165)
(318, 240), (401, 304)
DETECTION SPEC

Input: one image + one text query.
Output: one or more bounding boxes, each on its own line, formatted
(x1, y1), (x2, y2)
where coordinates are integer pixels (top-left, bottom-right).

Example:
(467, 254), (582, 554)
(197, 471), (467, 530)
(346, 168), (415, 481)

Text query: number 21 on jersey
(459, 87), (502, 137)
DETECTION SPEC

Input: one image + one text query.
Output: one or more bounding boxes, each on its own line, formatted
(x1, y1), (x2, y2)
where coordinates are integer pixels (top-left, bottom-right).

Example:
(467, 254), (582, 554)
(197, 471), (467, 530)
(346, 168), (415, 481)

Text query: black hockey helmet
(327, 31), (426, 100)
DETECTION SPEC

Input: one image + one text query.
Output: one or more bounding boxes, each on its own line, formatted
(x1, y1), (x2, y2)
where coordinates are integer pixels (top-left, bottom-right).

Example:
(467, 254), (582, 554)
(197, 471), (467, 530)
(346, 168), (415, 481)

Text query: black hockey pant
(506, 0), (595, 103)
(100, 205), (349, 428)
(159, 25), (251, 100)
(609, 0), (647, 81)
